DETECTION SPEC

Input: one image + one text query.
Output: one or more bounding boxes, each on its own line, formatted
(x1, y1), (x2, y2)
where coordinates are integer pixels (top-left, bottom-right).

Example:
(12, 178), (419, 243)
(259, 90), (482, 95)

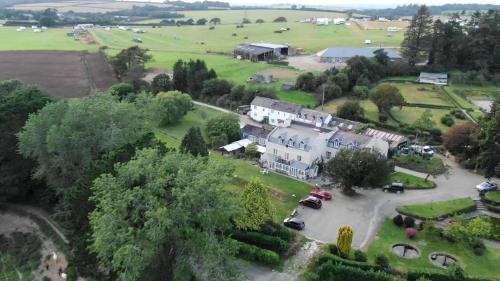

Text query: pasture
(135, 9), (347, 24)
(393, 83), (453, 107)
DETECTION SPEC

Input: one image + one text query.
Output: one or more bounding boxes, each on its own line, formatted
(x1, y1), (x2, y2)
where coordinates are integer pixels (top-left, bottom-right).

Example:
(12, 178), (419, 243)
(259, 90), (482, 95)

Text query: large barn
(234, 43), (291, 62)
(317, 47), (401, 63)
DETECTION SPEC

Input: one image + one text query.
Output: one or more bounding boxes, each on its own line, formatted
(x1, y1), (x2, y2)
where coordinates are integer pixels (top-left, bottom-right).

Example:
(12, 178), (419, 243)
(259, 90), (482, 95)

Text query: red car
(310, 187), (333, 200)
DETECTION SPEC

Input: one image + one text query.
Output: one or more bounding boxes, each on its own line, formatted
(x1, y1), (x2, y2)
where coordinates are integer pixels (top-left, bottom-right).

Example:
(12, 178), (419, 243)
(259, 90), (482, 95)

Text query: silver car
(476, 181), (498, 193)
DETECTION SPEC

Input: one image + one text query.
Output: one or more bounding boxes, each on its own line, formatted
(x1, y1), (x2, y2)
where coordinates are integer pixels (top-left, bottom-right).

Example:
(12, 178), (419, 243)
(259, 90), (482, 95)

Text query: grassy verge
(396, 197), (476, 220)
(394, 155), (446, 175)
(367, 220), (500, 280)
(387, 172), (436, 189)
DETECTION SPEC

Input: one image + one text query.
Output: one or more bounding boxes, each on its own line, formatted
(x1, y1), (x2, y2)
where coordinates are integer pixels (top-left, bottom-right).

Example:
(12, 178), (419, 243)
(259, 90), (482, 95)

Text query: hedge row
(259, 220), (292, 242)
(407, 270), (490, 281)
(314, 261), (402, 281)
(318, 253), (382, 272)
(485, 203), (500, 213)
(230, 239), (280, 265)
(396, 203), (477, 220)
(231, 230), (289, 253)
(404, 103), (455, 110)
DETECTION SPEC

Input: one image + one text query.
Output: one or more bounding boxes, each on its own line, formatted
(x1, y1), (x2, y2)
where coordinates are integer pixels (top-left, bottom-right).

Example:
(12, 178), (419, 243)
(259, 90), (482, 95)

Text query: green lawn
(396, 198), (476, 220)
(387, 172), (436, 189)
(391, 106), (467, 131)
(394, 155), (446, 175)
(485, 190), (500, 204)
(154, 105), (226, 147)
(276, 88), (317, 107)
(367, 220), (500, 280)
(320, 97), (388, 124)
(392, 83), (453, 107)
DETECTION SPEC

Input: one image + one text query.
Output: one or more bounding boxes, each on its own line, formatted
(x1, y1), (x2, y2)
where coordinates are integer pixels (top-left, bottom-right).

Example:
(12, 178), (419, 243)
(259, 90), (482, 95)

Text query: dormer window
(304, 114), (308, 119)
(334, 139), (340, 148)
(312, 115), (316, 120)
(288, 138), (293, 146)
(299, 141), (304, 149)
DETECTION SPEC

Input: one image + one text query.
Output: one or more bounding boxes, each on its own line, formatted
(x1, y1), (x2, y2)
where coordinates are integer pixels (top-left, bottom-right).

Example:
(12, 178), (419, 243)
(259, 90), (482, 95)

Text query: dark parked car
(283, 217), (305, 230)
(299, 196), (322, 209)
(383, 183), (404, 193)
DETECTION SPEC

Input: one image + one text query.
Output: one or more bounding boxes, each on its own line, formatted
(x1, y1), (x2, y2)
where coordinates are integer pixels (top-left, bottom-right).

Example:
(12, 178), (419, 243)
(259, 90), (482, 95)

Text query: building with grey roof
(318, 47), (401, 63)
(418, 72), (448, 85)
(234, 43), (291, 62)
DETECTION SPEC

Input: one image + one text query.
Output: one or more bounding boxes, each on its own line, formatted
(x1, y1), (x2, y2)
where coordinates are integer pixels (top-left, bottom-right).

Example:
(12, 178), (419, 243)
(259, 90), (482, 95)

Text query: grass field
(134, 9), (347, 25)
(367, 220), (500, 280)
(391, 106), (467, 131)
(393, 83), (453, 106)
(396, 197), (476, 219)
(387, 172), (435, 189)
(0, 27), (97, 51)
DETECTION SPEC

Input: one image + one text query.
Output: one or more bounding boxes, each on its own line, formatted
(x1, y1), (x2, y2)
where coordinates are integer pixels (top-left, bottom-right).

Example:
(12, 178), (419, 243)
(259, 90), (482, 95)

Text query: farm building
(418, 72), (448, 85)
(234, 43), (292, 62)
(316, 18), (330, 25)
(317, 48), (401, 63)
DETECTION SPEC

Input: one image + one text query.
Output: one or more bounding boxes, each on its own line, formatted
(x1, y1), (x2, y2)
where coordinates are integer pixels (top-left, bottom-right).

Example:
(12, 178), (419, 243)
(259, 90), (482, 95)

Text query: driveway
(297, 158), (488, 249)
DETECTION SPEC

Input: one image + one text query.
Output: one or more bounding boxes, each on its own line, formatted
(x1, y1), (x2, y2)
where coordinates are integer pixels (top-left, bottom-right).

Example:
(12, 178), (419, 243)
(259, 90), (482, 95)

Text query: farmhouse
(249, 96), (332, 127)
(234, 43), (291, 62)
(418, 72), (448, 85)
(317, 48), (401, 63)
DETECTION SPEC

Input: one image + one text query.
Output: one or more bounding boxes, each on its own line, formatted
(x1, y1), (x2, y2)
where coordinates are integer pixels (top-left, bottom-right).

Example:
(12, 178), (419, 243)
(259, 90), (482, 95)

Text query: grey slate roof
(320, 48), (401, 59)
(419, 72), (448, 79)
(242, 124), (271, 139)
(267, 122), (334, 152)
(327, 130), (371, 148)
(299, 108), (331, 123)
(251, 96), (301, 114)
(236, 45), (274, 56)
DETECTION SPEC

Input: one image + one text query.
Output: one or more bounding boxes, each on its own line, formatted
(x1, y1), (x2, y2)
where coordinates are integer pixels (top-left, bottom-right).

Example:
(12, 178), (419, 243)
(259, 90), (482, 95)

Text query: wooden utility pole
(321, 84), (325, 111)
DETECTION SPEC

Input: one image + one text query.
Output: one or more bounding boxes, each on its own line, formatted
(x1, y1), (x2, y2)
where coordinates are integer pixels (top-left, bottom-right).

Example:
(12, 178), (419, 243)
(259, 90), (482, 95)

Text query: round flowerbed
(429, 252), (459, 268)
(390, 243), (420, 259)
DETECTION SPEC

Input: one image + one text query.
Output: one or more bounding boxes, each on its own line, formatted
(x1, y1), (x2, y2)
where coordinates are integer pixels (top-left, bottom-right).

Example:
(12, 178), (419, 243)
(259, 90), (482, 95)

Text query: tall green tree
(336, 100), (364, 121)
(151, 73), (173, 94)
(401, 5), (433, 66)
(477, 99), (500, 178)
(153, 91), (192, 126)
(173, 59), (188, 92)
(369, 83), (405, 114)
(205, 114), (241, 147)
(18, 94), (148, 191)
(0, 85), (52, 201)
(234, 179), (274, 231)
(180, 126), (208, 157)
(111, 46), (152, 80)
(89, 148), (241, 281)
(324, 149), (393, 194)
(412, 109), (436, 141)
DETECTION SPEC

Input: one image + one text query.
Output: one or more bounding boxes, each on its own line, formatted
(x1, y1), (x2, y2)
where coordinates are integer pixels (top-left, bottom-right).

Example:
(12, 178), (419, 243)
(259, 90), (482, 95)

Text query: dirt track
(0, 50), (117, 99)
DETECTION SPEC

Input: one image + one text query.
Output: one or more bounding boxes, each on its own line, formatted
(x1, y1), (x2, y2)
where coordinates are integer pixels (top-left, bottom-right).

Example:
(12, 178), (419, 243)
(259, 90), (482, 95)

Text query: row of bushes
(404, 103), (455, 110)
(259, 220), (292, 242)
(319, 253), (383, 272)
(312, 261), (402, 281)
(407, 269), (491, 281)
(231, 239), (280, 265)
(231, 230), (289, 253)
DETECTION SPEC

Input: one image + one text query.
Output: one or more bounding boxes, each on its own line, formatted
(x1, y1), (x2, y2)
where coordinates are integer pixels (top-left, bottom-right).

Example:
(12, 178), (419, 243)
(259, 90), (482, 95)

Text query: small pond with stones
(391, 243), (420, 259)
(429, 253), (458, 267)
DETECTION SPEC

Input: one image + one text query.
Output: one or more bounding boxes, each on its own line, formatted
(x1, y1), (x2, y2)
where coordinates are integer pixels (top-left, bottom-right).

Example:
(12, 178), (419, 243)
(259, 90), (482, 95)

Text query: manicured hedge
(404, 103), (455, 110)
(231, 230), (289, 253)
(318, 253), (382, 272)
(396, 198), (476, 220)
(407, 270), (490, 281)
(314, 261), (402, 281)
(259, 220), (292, 242)
(231, 239), (280, 265)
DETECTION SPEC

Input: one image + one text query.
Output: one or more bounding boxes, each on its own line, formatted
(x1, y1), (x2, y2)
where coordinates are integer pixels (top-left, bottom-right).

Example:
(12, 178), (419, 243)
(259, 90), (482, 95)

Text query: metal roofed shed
(219, 139), (253, 153)
(234, 43), (291, 62)
(418, 72), (448, 85)
(318, 48), (401, 63)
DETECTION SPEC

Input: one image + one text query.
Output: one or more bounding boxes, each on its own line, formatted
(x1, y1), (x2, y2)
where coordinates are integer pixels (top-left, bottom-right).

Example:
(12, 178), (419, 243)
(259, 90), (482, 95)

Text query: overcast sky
(226, 0), (500, 6)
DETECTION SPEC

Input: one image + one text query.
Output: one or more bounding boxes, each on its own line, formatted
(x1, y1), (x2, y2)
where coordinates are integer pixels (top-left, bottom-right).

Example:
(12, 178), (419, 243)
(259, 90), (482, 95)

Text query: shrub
(450, 109), (466, 119)
(404, 216), (415, 228)
(441, 114), (455, 127)
(318, 254), (382, 272)
(354, 249), (367, 262)
(337, 225), (354, 258)
(375, 254), (389, 269)
(406, 227), (417, 239)
(232, 239), (280, 265)
(273, 16), (287, 22)
(231, 230), (289, 253)
(329, 244), (339, 256)
(379, 114), (388, 123)
(393, 214), (404, 227)
(430, 128), (442, 137)
(470, 238), (486, 256)
(259, 220), (292, 242)
(315, 261), (396, 281)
